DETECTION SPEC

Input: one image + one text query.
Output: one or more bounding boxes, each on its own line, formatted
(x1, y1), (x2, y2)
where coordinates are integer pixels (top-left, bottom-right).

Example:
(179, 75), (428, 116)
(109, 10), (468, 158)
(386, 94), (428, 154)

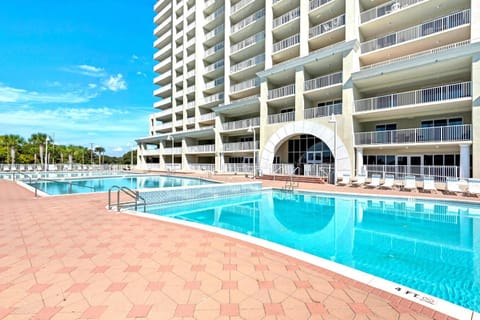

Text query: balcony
(231, 0), (255, 14)
(361, 9), (471, 54)
(354, 124), (472, 146)
(154, 43), (171, 61)
(186, 144), (215, 153)
(153, 58), (171, 74)
(154, 31), (171, 49)
(204, 24), (224, 46)
(154, 18), (171, 37)
(273, 7), (300, 29)
(309, 0), (334, 12)
(304, 103), (342, 119)
(354, 82), (472, 117)
(154, 97), (172, 109)
(304, 72), (342, 91)
(186, 101), (195, 110)
(199, 112), (216, 122)
(205, 41), (224, 61)
(223, 117), (260, 131)
(204, 77), (224, 94)
(230, 9), (265, 37)
(268, 110), (295, 124)
(362, 0), (426, 24)
(230, 78), (259, 94)
(205, 59), (224, 77)
(230, 32), (265, 57)
(272, 33), (300, 63)
(205, 6), (224, 29)
(268, 84), (295, 100)
(230, 54), (265, 76)
(309, 14), (345, 39)
(163, 147), (182, 154)
(223, 141), (259, 151)
(201, 93), (224, 107)
(154, 84), (172, 98)
(154, 3), (172, 25)
(273, 33), (300, 53)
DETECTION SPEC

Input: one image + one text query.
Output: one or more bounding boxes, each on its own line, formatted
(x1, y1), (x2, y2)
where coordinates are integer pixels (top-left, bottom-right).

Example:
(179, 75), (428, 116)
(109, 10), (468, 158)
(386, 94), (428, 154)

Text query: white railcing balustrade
(205, 6), (224, 23)
(273, 33), (300, 53)
(363, 165), (459, 181)
(205, 77), (224, 90)
(361, 0), (425, 24)
(231, 54), (265, 73)
(205, 41), (224, 57)
(304, 103), (342, 119)
(355, 124), (472, 145)
(268, 84), (295, 99)
(224, 163), (254, 173)
(304, 72), (342, 91)
(268, 111), (295, 124)
(223, 117), (260, 130)
(354, 81), (472, 112)
(205, 59), (224, 73)
(273, 7), (300, 28)
(186, 144), (215, 153)
(361, 10), (471, 53)
(230, 78), (260, 93)
(231, 9), (265, 34)
(231, 0), (255, 13)
(199, 112), (216, 121)
(309, 0), (333, 11)
(163, 147), (182, 154)
(223, 141), (259, 151)
(205, 24), (224, 41)
(189, 163), (215, 171)
(231, 32), (265, 54)
(309, 14), (345, 38)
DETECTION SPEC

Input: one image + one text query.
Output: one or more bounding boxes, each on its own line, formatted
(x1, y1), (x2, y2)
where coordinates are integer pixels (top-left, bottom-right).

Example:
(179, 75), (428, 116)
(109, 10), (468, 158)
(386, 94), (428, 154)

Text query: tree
(94, 146), (105, 164)
(1, 134), (26, 164)
(28, 133), (50, 165)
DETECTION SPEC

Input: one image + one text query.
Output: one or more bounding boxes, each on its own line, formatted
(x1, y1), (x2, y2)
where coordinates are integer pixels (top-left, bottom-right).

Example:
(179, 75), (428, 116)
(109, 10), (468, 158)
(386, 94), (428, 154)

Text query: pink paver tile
(67, 282), (89, 293)
(0, 266), (9, 273)
(223, 264), (236, 271)
(0, 283), (12, 292)
(124, 265), (141, 272)
(158, 265), (173, 272)
(22, 266), (41, 274)
(175, 304), (195, 317)
(56, 266), (76, 273)
(221, 304), (239, 316)
(349, 302), (373, 314)
(264, 303), (284, 316)
(79, 253), (95, 259)
(184, 281), (201, 290)
(28, 283), (51, 293)
(251, 251), (264, 257)
(285, 265), (299, 271)
(0, 308), (15, 319)
(222, 280), (238, 289)
(91, 265), (109, 273)
(127, 305), (152, 318)
(81, 306), (108, 319)
(109, 252), (124, 259)
(294, 280), (312, 288)
(105, 282), (127, 292)
(32, 306), (62, 320)
(146, 281), (165, 291)
(258, 281), (274, 289)
(191, 264), (205, 272)
(255, 264), (269, 271)
(306, 302), (328, 315)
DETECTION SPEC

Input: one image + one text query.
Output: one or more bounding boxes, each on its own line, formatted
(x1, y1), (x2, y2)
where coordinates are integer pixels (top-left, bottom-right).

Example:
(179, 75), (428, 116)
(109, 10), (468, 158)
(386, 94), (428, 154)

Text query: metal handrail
(13, 172), (32, 184)
(284, 167), (299, 191)
(108, 185), (146, 212)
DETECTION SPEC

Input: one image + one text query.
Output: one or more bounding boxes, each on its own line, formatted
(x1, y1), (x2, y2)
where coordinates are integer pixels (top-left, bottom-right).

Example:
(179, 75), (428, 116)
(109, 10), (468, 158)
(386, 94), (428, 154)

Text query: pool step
(259, 175), (326, 184)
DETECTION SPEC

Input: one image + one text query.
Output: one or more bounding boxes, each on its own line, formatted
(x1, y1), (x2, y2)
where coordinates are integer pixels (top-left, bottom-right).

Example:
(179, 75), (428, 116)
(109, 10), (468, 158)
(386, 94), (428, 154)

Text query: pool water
(29, 175), (214, 195)
(146, 190), (480, 312)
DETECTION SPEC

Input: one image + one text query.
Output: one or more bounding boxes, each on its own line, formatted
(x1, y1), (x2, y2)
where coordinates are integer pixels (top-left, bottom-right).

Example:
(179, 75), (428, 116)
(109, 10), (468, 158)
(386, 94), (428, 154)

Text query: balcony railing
(205, 6), (224, 23)
(187, 101), (195, 109)
(205, 24), (224, 41)
(268, 84), (295, 99)
(268, 111), (295, 124)
(231, 9), (265, 34)
(231, 32), (265, 54)
(364, 165), (459, 181)
(361, 0), (425, 24)
(203, 93), (224, 104)
(361, 40), (470, 69)
(309, 0), (333, 11)
(309, 14), (345, 38)
(224, 163), (254, 173)
(304, 72), (342, 91)
(223, 117), (260, 130)
(230, 77), (260, 93)
(199, 112), (216, 121)
(186, 85), (195, 94)
(304, 103), (342, 119)
(205, 41), (224, 57)
(230, 54), (265, 73)
(229, 94), (260, 104)
(231, 0), (254, 14)
(189, 163), (216, 171)
(205, 77), (224, 90)
(205, 59), (224, 73)
(361, 9), (471, 53)
(186, 117), (195, 124)
(186, 144), (215, 153)
(273, 33), (300, 53)
(355, 124), (472, 145)
(354, 81), (472, 112)
(273, 7), (300, 29)
(223, 141), (259, 151)
(163, 147), (182, 154)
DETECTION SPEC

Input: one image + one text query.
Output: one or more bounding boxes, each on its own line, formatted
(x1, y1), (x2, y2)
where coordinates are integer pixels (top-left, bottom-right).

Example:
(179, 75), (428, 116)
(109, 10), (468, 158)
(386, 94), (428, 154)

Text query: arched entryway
(259, 121), (351, 176)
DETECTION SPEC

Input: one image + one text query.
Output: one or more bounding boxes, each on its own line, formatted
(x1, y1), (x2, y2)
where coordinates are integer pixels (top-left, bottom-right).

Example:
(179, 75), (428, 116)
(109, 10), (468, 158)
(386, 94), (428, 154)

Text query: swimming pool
(0, 170), (134, 180)
(28, 174), (215, 195)
(145, 189), (480, 313)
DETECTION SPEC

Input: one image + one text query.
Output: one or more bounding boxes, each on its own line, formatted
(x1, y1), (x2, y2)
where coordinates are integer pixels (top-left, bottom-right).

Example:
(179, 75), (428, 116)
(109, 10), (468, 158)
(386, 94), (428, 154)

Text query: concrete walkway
(0, 177), (461, 319)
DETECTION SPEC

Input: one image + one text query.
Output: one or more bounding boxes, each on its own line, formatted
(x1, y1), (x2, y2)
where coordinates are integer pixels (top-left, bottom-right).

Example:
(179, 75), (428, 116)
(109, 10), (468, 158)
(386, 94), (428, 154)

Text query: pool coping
(122, 187), (480, 320)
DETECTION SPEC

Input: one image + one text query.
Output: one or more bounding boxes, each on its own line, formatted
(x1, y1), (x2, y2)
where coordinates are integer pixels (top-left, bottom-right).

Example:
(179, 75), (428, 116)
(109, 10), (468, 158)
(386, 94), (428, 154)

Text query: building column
(471, 53), (480, 178)
(356, 147), (363, 175)
(460, 144), (471, 179)
(294, 66), (305, 121)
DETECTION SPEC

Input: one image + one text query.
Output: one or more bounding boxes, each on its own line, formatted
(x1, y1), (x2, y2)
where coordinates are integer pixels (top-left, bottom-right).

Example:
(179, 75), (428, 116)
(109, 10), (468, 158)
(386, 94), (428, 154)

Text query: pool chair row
(1, 164), (95, 172)
(337, 174), (480, 196)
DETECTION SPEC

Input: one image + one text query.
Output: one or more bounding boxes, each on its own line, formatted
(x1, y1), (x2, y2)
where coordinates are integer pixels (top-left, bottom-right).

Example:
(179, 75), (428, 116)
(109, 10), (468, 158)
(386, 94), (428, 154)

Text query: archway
(259, 121), (351, 176)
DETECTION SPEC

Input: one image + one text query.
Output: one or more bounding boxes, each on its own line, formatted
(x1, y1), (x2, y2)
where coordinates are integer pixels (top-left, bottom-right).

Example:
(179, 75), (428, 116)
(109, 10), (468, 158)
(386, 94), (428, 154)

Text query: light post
(247, 126), (256, 179)
(90, 143), (94, 165)
(44, 136), (50, 175)
(167, 135), (174, 171)
(328, 113), (337, 184)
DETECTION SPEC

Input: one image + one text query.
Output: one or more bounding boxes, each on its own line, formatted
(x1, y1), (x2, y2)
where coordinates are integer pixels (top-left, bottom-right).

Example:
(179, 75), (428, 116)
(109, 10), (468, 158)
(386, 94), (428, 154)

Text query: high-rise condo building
(137, 0), (480, 181)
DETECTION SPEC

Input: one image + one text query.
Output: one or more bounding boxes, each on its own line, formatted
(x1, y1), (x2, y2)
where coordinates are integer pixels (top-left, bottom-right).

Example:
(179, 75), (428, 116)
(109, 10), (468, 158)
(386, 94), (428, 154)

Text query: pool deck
(1, 175), (476, 320)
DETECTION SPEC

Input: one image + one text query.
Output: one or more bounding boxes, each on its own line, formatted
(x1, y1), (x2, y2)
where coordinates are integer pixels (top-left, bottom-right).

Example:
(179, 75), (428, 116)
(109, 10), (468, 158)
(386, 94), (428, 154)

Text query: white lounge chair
(379, 174), (395, 189)
(366, 174), (381, 188)
(351, 174), (366, 187)
(337, 174), (351, 186)
(446, 177), (462, 194)
(422, 176), (437, 193)
(466, 179), (480, 196)
(403, 175), (417, 192)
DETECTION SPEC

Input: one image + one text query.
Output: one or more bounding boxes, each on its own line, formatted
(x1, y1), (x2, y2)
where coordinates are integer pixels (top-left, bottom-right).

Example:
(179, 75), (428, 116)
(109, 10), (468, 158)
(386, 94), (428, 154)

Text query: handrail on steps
(108, 185), (146, 212)
(284, 167), (299, 191)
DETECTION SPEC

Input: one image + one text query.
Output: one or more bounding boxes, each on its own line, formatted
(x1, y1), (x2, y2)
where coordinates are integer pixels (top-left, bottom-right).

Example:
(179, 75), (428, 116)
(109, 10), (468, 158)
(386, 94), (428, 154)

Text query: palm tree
(94, 146), (106, 164)
(1, 135), (26, 164)
(28, 133), (50, 165)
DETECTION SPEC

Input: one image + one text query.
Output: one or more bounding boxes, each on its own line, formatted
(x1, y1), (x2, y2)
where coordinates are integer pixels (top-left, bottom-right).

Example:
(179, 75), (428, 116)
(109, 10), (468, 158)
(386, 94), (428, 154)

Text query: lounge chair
(337, 174), (351, 186)
(365, 174), (381, 188)
(445, 177), (462, 194)
(379, 174), (395, 189)
(466, 179), (480, 196)
(403, 175), (417, 192)
(422, 176), (437, 193)
(351, 174), (366, 187)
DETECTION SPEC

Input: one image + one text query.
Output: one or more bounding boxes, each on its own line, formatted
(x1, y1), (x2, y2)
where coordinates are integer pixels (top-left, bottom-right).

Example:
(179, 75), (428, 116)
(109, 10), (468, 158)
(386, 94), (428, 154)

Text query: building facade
(137, 0), (480, 181)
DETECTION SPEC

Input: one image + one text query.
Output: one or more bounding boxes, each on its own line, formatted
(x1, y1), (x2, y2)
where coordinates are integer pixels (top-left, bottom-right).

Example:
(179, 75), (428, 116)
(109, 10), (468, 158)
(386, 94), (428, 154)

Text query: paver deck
(0, 176), (466, 319)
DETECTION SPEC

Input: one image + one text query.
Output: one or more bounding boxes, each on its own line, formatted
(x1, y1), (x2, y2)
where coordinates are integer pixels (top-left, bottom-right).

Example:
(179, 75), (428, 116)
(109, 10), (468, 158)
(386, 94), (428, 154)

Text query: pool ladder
(283, 167), (299, 192)
(108, 185), (146, 212)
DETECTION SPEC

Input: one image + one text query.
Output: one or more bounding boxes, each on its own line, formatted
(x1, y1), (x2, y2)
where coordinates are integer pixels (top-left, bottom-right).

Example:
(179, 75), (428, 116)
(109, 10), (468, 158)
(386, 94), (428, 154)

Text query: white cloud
(136, 71), (147, 77)
(113, 147), (124, 152)
(0, 85), (92, 104)
(88, 83), (97, 89)
(63, 64), (106, 77)
(103, 74), (127, 92)
(131, 54), (139, 60)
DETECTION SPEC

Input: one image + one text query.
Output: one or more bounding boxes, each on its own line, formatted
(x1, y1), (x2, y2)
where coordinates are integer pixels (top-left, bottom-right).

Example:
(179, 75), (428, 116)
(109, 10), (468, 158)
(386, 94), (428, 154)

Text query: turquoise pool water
(146, 190), (480, 312)
(29, 175), (214, 195)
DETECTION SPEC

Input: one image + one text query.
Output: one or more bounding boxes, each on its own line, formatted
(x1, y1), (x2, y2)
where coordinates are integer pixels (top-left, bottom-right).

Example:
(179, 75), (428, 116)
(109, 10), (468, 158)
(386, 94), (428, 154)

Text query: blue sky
(0, 1), (155, 156)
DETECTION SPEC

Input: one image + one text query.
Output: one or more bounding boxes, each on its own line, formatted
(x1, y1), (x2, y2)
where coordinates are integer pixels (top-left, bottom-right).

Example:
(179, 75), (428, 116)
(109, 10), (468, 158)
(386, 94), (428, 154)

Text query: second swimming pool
(145, 190), (480, 314)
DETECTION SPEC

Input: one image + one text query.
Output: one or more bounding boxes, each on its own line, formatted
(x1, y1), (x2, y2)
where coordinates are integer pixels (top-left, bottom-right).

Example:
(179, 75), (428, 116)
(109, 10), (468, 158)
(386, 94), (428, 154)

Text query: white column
(460, 144), (471, 179)
(356, 147), (363, 175)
